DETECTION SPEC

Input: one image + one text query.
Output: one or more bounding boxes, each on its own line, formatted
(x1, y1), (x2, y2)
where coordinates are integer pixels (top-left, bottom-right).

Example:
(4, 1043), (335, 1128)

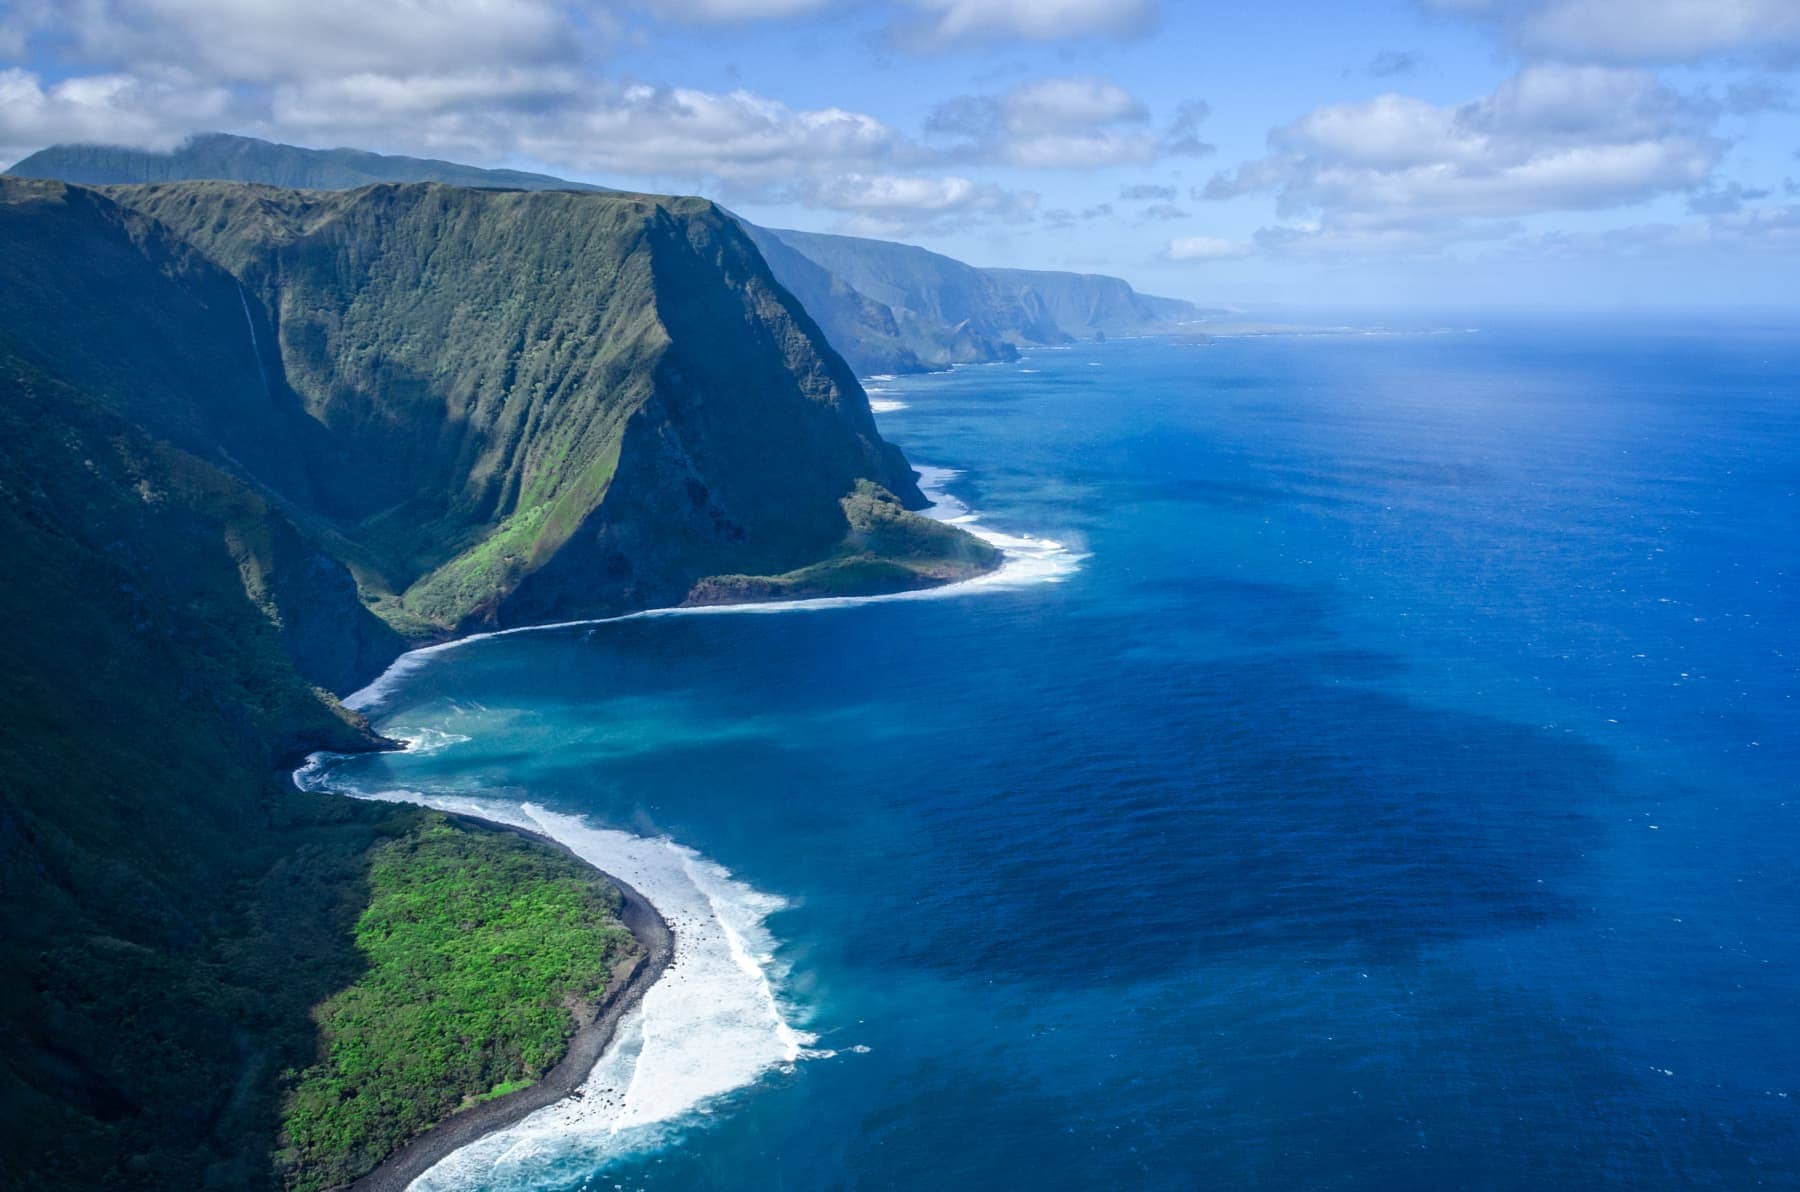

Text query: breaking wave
(342, 464), (1082, 715)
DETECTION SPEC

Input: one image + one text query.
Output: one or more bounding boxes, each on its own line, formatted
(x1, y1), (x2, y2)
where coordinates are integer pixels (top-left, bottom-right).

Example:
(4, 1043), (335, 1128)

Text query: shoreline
(297, 463), (1071, 1186)
(340, 471), (1074, 714)
(347, 811), (675, 1192)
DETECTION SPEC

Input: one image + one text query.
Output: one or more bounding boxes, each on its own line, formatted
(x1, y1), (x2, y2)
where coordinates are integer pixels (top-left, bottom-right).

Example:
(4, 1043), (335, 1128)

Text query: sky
(3, 0), (1799, 311)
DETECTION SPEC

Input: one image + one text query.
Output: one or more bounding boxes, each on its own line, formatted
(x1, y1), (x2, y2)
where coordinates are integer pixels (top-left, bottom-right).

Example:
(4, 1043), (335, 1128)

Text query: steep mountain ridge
(983, 266), (1204, 336)
(9, 131), (603, 193)
(0, 170), (991, 1190)
(10, 135), (1212, 374)
(1, 177), (980, 647)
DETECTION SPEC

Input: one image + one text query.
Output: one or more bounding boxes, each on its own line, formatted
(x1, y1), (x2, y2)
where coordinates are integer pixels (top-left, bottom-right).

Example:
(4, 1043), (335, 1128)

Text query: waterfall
(237, 285), (271, 397)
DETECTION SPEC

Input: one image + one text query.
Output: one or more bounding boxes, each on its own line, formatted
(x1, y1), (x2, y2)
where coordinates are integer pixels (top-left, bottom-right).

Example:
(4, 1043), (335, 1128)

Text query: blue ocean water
(309, 321), (1799, 1190)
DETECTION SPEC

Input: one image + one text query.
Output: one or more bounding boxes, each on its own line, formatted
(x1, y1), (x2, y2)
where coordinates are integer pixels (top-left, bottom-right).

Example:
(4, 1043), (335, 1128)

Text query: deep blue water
(314, 323), (1799, 1189)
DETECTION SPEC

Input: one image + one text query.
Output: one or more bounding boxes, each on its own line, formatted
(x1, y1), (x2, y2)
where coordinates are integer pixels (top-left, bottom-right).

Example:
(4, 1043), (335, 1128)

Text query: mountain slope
(8, 131), (604, 194)
(0, 171), (988, 1190)
(982, 266), (1209, 337)
(738, 220), (930, 375)
(8, 134), (1209, 374)
(0, 178), (987, 642)
(0, 350), (573, 1191)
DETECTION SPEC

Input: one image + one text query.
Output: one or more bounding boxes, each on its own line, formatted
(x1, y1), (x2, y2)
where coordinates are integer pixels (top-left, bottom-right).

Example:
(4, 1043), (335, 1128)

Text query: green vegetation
(281, 818), (635, 1190)
(689, 482), (1001, 602)
(1, 174), (974, 643)
(9, 131), (608, 193)
(0, 352), (634, 1191)
(0, 168), (999, 1189)
(10, 133), (1212, 375)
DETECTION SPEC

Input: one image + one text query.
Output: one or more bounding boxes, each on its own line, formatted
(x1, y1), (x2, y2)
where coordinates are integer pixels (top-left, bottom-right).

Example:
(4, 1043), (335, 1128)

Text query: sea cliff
(0, 172), (995, 1189)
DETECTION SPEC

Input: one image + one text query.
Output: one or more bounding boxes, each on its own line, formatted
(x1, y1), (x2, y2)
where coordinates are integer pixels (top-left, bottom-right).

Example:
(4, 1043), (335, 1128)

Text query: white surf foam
(867, 398), (909, 413)
(289, 765), (811, 1190)
(386, 726), (472, 755)
(308, 462), (1080, 1185)
(343, 463), (1084, 715)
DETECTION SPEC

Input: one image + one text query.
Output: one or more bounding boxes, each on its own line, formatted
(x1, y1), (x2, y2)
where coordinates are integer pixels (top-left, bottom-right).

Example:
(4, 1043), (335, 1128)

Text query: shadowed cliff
(0, 177), (991, 660)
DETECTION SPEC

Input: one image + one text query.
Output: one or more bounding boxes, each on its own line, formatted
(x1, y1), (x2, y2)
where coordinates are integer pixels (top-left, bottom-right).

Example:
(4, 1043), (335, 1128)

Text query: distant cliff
(9, 131), (602, 193)
(11, 134), (1214, 375)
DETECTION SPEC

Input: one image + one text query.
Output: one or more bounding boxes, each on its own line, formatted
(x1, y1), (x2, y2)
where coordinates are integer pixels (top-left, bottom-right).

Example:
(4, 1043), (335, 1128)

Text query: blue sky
(4, 0), (1798, 310)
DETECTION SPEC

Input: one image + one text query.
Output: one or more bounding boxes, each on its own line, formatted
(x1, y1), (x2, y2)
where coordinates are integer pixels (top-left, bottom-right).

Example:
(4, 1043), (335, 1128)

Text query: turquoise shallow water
(305, 322), (1799, 1190)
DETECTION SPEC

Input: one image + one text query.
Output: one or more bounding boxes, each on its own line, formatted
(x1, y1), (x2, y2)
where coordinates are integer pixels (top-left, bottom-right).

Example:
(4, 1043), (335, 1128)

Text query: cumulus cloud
(57, 0), (584, 85)
(925, 75), (1202, 169)
(800, 171), (1038, 234)
(1427, 0), (1800, 66)
(0, 67), (233, 161)
(0, 0), (1043, 235)
(1205, 65), (1722, 225)
(1164, 235), (1253, 261)
(926, 75), (1154, 167)
(893, 0), (1158, 49)
(642, 0), (836, 22)
(633, 0), (1162, 47)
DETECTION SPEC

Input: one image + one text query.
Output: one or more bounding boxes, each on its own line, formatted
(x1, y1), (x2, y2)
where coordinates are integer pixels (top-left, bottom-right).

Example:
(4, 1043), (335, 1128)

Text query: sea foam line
(342, 464), (1082, 714)
(290, 764), (814, 1190)
(296, 463), (1081, 1185)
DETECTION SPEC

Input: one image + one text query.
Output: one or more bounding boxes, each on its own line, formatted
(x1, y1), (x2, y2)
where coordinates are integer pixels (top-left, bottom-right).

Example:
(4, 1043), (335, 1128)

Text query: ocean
(300, 320), (1799, 1190)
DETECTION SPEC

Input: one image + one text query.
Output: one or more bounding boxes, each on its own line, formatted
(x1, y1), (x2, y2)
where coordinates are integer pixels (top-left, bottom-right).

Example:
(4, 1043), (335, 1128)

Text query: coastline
(347, 812), (675, 1192)
(341, 466), (1075, 713)
(295, 461), (1074, 1187)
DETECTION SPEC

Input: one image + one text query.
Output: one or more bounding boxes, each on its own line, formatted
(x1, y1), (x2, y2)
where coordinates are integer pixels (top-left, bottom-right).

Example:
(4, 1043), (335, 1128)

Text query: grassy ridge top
(11, 132), (608, 193)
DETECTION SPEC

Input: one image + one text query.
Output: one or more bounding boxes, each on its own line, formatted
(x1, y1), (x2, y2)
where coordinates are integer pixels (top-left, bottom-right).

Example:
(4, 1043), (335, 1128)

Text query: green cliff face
(0, 169), (993, 1189)
(9, 135), (1213, 375)
(1, 177), (988, 647)
(981, 267), (1215, 337)
(738, 229), (1215, 365)
(0, 301), (641, 1192)
(8, 131), (605, 194)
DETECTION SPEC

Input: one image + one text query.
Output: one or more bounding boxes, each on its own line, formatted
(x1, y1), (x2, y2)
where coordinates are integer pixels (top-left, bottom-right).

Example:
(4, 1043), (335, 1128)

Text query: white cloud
(1251, 216), (1523, 257)
(0, 67), (232, 161)
(800, 172), (1037, 236)
(1206, 65), (1721, 223)
(924, 75), (1196, 169)
(643, 0), (836, 21)
(61, 0), (582, 84)
(895, 0), (1158, 48)
(803, 172), (1019, 213)
(622, 0), (1161, 46)
(1164, 235), (1253, 260)
(0, 1), (1133, 238)
(272, 80), (903, 189)
(1427, 0), (1800, 66)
